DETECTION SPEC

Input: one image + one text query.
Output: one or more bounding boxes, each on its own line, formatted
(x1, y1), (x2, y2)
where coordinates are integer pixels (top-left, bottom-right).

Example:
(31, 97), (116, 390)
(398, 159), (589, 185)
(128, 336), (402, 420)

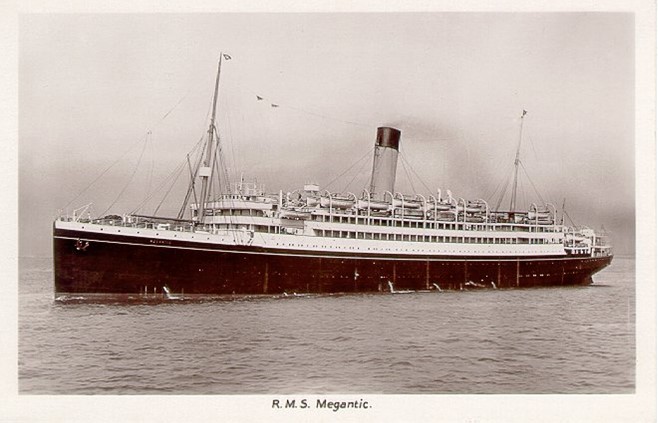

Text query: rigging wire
(281, 103), (372, 129)
(223, 87), (240, 187)
(485, 159), (514, 205)
(490, 157), (549, 212)
(176, 140), (205, 219)
(519, 179), (527, 211)
(153, 161), (188, 216)
(211, 143), (220, 200)
(209, 134), (224, 201)
(214, 126), (233, 193)
(527, 132), (539, 162)
(175, 90), (219, 216)
(203, 127), (219, 204)
(341, 151), (373, 194)
(131, 134), (205, 215)
(398, 154), (417, 194)
(563, 208), (577, 226)
(324, 147), (374, 192)
(62, 89), (193, 213)
(519, 160), (547, 205)
(146, 131), (154, 200)
(160, 88), (191, 121)
(63, 134), (147, 211)
(212, 124), (240, 243)
(100, 134), (150, 216)
(493, 170), (513, 212)
(179, 155), (200, 219)
(488, 157), (516, 211)
(398, 151), (434, 195)
(233, 82), (373, 129)
(129, 159), (186, 215)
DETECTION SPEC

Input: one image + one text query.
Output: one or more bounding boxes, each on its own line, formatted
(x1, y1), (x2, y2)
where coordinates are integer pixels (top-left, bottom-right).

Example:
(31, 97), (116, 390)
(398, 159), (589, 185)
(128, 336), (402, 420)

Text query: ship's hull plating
(54, 227), (613, 297)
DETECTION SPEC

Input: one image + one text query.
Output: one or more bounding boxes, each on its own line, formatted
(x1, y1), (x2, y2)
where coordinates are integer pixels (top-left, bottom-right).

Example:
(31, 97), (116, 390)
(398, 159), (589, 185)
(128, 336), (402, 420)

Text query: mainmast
(197, 54), (224, 224)
(509, 109), (527, 212)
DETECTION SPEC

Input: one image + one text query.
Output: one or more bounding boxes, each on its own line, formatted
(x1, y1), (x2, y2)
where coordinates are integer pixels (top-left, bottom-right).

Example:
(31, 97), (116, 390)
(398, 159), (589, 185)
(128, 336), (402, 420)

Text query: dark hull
(54, 227), (613, 297)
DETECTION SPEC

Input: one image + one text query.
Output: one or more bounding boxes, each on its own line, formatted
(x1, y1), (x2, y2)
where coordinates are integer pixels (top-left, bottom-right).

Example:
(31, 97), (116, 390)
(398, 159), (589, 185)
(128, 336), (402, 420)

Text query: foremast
(196, 55), (225, 224)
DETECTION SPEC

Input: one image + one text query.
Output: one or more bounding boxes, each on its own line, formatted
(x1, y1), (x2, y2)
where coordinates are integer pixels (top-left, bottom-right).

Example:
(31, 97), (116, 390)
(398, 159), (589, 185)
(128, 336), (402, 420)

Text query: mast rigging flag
(222, 53), (232, 60)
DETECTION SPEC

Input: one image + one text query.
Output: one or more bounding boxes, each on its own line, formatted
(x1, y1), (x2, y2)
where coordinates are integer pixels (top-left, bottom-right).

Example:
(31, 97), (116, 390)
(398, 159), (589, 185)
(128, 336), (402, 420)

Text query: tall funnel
(369, 127), (401, 201)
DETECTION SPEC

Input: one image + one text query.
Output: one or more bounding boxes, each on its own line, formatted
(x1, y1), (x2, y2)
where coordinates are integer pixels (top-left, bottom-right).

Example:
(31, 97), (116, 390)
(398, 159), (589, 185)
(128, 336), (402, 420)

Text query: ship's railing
(294, 190), (562, 234)
(56, 203), (95, 223)
(592, 229), (613, 257)
(59, 213), (198, 233)
(232, 181), (265, 196)
(188, 207), (565, 240)
(124, 215), (197, 232)
(299, 188), (558, 226)
(563, 226), (613, 257)
(120, 188), (571, 240)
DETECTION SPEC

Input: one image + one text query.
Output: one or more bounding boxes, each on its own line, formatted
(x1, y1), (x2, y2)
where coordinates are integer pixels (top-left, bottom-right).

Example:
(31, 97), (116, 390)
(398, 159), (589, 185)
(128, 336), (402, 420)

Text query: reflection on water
(19, 257), (635, 394)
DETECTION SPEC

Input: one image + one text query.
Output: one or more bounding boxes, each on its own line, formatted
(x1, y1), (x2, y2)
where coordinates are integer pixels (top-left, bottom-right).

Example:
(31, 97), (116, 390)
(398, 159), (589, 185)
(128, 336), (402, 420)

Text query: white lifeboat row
(312, 194), (460, 212)
(276, 192), (557, 224)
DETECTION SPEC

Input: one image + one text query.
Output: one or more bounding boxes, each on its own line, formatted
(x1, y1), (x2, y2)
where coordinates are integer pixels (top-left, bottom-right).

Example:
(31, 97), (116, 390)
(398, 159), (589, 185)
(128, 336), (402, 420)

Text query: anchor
(75, 239), (89, 251)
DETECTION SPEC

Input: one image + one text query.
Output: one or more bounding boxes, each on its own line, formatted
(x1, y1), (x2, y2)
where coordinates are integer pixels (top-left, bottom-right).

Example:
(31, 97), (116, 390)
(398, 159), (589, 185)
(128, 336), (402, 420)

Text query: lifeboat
(357, 199), (390, 211)
(429, 202), (452, 211)
(429, 211), (457, 221)
(369, 210), (392, 217)
(320, 195), (355, 209)
(528, 211), (551, 220)
(306, 196), (320, 207)
(392, 198), (422, 209)
(393, 208), (425, 219)
(279, 208), (312, 220)
(464, 216), (485, 223)
(456, 203), (483, 213)
(528, 217), (553, 225)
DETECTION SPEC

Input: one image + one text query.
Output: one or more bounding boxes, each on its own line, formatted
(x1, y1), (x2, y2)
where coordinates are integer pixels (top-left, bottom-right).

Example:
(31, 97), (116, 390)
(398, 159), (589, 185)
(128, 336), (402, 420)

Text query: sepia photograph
(5, 3), (655, 422)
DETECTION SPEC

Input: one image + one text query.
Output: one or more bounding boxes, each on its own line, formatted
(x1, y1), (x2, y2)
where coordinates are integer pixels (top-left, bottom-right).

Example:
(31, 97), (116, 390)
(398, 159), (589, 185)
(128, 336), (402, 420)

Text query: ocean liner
(53, 57), (613, 298)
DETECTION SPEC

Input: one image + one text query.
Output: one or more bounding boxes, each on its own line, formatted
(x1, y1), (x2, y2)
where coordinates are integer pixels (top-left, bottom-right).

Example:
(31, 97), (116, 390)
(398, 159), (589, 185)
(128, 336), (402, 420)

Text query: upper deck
(56, 181), (611, 259)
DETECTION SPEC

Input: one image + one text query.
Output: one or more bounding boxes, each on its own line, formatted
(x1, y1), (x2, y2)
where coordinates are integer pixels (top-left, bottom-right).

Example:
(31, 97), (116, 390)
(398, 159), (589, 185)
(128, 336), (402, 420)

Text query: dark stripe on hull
(53, 228), (613, 296)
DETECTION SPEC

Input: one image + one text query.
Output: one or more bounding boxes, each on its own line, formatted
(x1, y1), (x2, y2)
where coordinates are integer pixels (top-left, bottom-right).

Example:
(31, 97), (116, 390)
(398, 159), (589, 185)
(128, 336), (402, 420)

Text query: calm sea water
(19, 256), (635, 394)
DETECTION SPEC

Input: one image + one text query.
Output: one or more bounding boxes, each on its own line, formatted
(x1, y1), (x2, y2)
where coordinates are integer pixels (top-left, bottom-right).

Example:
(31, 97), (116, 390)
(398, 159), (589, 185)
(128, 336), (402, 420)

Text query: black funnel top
(376, 127), (401, 150)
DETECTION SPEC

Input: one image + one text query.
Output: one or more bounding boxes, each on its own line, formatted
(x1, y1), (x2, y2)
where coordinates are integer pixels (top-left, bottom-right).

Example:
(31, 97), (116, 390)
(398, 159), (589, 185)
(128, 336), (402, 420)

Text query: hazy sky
(19, 13), (635, 256)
